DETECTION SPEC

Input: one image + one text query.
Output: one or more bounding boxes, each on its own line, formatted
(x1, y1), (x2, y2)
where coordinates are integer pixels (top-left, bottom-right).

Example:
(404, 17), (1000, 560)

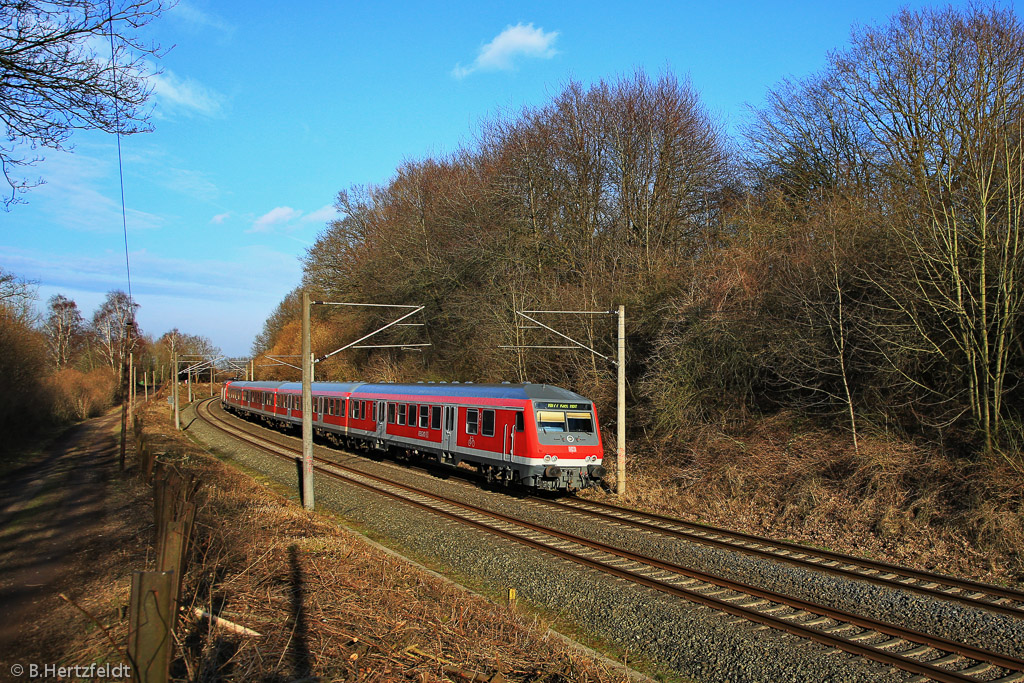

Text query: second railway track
(195, 397), (1024, 683)
(528, 497), (1024, 621)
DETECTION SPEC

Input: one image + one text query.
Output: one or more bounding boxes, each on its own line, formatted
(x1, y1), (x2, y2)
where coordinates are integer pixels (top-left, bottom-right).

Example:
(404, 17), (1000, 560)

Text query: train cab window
(482, 410), (495, 437)
(388, 403), (396, 424)
(515, 412), (524, 432)
(537, 410), (566, 432)
(466, 409), (478, 435)
(566, 412), (595, 433)
(398, 404), (407, 425)
(419, 405), (429, 429)
(431, 406), (441, 430)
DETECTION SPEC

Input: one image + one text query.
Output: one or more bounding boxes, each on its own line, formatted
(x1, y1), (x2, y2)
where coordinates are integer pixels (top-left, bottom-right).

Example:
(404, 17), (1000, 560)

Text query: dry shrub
(46, 368), (118, 420)
(0, 308), (51, 443)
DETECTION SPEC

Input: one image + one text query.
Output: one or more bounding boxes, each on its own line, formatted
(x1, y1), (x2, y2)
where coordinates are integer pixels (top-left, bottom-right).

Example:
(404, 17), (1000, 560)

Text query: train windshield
(566, 411), (594, 433)
(536, 410), (595, 433)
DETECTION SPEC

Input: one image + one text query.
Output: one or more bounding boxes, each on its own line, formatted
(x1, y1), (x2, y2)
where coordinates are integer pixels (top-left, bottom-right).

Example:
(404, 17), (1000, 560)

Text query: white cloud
(211, 212), (230, 224)
(11, 244), (301, 357)
(21, 146), (163, 233)
(302, 204), (340, 224)
(453, 23), (559, 79)
(169, 1), (235, 36)
(251, 206), (302, 233)
(150, 69), (225, 117)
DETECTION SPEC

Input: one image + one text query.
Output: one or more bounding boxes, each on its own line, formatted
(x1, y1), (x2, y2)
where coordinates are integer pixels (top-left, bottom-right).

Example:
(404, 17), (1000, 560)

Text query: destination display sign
(536, 401), (591, 411)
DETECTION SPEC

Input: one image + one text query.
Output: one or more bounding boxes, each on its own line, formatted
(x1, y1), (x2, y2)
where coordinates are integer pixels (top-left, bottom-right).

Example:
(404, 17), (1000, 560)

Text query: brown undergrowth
(32, 396), (631, 683)
(595, 414), (1023, 586)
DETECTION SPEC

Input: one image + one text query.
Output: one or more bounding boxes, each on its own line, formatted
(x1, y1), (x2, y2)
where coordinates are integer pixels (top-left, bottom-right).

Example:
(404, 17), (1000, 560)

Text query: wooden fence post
(127, 570), (174, 683)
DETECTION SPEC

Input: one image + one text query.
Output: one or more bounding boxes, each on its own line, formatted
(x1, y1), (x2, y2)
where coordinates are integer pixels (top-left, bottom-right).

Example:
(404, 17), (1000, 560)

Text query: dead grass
(33, 395), (633, 682)
(596, 414), (1024, 584)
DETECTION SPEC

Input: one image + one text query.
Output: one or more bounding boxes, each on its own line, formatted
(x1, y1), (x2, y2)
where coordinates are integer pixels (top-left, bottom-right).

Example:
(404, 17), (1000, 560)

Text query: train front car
(518, 385), (605, 491)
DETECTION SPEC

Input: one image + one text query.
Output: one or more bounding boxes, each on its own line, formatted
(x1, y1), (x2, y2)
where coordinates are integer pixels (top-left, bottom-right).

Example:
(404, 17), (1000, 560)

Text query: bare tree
(92, 289), (138, 370)
(0, 0), (167, 206)
(43, 294), (84, 369)
(747, 4), (1024, 454)
(0, 267), (37, 323)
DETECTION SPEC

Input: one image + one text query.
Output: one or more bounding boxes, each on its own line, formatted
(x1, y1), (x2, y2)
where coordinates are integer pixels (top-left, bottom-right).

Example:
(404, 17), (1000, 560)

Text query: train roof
(354, 383), (590, 402)
(225, 380), (590, 402)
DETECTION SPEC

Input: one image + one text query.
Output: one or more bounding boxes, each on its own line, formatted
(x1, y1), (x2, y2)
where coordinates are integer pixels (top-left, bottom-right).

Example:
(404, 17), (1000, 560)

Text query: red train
(221, 380), (606, 491)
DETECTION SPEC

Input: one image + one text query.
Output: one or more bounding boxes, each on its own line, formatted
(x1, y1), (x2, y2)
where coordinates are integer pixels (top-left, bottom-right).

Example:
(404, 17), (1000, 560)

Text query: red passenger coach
(222, 380), (606, 491)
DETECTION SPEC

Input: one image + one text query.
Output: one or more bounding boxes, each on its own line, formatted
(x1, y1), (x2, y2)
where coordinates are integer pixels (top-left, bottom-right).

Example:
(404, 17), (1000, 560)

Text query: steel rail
(538, 496), (1024, 620)
(197, 398), (1024, 683)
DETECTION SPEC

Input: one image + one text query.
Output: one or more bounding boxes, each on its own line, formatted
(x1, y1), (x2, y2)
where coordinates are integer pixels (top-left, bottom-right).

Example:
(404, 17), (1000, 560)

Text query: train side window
(350, 400), (357, 419)
(388, 403), (396, 424)
(408, 404), (416, 424)
(362, 401), (368, 420)
(398, 403), (407, 425)
(466, 409), (478, 435)
(515, 412), (524, 432)
(482, 409), (495, 437)
(419, 405), (429, 429)
(372, 402), (377, 421)
(431, 405), (441, 430)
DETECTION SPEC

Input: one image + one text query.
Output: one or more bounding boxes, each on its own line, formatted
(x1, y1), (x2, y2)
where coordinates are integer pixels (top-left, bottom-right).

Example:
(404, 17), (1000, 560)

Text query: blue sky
(1, 0), (992, 357)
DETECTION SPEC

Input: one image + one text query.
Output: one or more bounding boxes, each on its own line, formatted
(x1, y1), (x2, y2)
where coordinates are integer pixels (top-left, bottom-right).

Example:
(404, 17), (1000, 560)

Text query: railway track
(196, 398), (1024, 683)
(531, 497), (1024, 621)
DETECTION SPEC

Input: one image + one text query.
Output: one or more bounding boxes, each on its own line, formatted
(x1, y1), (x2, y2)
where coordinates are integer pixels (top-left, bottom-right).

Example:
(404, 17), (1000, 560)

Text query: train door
(501, 410), (522, 463)
(376, 400), (387, 439)
(442, 405), (456, 452)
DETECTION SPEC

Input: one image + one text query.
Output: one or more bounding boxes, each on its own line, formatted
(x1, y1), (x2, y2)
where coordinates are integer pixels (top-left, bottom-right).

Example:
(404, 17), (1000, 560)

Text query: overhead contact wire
(107, 0), (133, 305)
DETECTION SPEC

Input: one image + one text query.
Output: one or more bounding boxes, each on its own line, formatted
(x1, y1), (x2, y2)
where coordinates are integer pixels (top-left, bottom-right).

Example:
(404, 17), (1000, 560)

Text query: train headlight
(543, 454), (552, 463)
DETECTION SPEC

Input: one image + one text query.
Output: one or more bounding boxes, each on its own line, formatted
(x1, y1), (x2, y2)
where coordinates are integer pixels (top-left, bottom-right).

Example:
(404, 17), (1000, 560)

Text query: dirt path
(0, 412), (122, 659)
